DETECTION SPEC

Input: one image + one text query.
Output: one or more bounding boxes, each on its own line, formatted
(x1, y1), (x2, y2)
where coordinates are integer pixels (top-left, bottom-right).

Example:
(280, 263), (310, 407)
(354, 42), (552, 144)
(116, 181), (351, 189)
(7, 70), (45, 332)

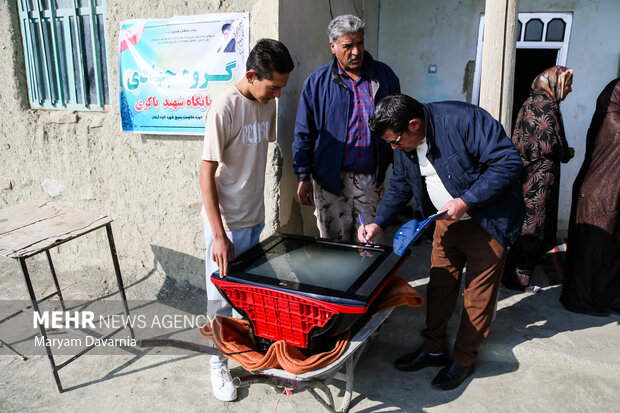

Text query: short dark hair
(246, 38), (294, 80)
(368, 94), (425, 137)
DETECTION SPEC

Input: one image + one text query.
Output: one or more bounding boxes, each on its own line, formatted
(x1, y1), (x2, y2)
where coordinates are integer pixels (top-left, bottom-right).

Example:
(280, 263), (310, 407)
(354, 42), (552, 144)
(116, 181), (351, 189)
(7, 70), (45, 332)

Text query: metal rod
(308, 383), (337, 413)
(16, 0), (39, 104)
(45, 250), (65, 311)
(87, 0), (104, 107)
(105, 223), (134, 339)
(19, 257), (63, 393)
(338, 356), (355, 412)
(33, 0), (53, 105)
(71, 0), (87, 105)
(47, 0), (65, 105)
(61, 8), (78, 105)
(233, 374), (305, 390)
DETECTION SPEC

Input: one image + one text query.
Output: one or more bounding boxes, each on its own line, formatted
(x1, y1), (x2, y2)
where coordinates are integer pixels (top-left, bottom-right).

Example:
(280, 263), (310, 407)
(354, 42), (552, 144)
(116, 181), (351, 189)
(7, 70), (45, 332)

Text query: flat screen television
(211, 233), (409, 350)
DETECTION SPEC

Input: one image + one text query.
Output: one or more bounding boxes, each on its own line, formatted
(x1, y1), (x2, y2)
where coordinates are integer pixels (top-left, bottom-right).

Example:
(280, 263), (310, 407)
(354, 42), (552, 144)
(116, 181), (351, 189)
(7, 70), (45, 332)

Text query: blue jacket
(375, 101), (525, 248)
(293, 53), (401, 195)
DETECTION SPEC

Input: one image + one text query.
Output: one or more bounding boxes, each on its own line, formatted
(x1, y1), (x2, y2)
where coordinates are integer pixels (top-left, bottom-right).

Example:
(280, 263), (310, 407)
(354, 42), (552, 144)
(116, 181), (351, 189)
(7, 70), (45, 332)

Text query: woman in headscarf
(561, 78), (620, 315)
(503, 66), (575, 291)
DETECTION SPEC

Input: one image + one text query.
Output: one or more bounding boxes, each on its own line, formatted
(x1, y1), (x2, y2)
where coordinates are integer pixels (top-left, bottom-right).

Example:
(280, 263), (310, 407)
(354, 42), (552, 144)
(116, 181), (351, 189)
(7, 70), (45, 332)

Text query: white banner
(119, 13), (249, 135)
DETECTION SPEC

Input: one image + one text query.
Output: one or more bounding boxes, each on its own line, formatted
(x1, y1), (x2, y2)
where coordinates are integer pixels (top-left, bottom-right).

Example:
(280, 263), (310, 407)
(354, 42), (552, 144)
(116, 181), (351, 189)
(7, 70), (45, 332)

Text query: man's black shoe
(394, 349), (449, 372)
(431, 361), (475, 390)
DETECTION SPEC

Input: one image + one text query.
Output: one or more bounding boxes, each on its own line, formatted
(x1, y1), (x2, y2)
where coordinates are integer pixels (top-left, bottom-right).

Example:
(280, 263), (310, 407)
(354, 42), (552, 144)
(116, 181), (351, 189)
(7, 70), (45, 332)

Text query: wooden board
(0, 201), (111, 258)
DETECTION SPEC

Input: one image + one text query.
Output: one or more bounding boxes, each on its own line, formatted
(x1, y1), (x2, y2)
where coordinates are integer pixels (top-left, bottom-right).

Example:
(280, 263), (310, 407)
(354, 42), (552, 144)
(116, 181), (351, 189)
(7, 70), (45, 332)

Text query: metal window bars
(16, 0), (109, 110)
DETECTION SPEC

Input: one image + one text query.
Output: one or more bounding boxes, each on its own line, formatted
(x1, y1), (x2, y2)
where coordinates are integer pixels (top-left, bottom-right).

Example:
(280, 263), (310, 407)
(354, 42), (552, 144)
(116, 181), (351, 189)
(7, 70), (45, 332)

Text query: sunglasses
(384, 133), (403, 146)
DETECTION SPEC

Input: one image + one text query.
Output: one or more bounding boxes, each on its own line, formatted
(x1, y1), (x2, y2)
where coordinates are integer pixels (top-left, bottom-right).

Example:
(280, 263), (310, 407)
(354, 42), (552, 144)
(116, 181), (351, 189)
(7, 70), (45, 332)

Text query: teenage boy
(199, 38), (294, 402)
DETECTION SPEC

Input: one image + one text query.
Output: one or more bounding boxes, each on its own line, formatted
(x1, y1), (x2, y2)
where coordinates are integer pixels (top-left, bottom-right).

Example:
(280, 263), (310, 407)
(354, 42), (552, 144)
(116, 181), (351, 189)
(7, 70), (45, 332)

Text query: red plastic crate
(215, 280), (344, 349)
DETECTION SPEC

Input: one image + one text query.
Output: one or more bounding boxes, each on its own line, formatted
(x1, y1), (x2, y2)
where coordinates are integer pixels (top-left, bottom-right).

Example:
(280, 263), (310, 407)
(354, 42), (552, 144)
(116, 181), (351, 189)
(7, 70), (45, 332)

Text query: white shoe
(210, 367), (237, 402)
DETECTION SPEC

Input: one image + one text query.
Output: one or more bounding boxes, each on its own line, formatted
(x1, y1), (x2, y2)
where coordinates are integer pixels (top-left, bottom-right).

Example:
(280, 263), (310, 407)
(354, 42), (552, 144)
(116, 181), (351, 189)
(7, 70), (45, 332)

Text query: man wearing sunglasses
(359, 94), (524, 391)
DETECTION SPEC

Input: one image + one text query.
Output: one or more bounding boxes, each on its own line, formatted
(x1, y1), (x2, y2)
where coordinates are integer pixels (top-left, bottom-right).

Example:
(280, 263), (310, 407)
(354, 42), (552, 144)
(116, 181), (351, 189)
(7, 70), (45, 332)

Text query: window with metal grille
(472, 12), (573, 106)
(16, 0), (110, 110)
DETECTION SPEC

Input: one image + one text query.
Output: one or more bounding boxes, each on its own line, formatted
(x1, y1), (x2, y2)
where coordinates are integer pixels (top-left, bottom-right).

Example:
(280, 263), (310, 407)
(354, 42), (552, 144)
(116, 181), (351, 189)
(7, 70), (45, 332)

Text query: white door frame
(472, 12), (573, 105)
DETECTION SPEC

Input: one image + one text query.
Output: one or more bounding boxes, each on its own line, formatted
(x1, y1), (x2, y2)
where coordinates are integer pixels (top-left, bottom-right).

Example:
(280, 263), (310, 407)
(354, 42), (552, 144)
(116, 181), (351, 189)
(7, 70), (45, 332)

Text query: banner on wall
(119, 13), (249, 135)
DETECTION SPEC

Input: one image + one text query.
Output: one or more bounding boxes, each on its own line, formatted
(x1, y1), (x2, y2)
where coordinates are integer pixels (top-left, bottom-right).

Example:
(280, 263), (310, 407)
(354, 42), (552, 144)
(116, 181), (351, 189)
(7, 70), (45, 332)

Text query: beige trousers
(312, 171), (383, 242)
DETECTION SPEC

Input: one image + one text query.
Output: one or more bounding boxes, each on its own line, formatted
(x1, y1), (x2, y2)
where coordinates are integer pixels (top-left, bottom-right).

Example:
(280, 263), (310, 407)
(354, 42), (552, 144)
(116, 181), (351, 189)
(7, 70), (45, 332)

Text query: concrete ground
(1, 230), (619, 413)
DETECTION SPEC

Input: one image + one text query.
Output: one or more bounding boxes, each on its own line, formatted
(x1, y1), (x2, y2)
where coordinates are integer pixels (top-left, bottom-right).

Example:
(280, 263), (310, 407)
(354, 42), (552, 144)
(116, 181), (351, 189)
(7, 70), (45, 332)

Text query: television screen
(217, 234), (406, 305)
(242, 237), (383, 292)
(211, 233), (411, 349)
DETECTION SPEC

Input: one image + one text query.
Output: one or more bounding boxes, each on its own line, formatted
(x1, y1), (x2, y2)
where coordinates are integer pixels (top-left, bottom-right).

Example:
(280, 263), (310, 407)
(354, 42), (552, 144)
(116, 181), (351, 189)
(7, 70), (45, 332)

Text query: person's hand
(358, 223), (382, 244)
(297, 181), (314, 206)
(212, 234), (234, 277)
(438, 198), (469, 221)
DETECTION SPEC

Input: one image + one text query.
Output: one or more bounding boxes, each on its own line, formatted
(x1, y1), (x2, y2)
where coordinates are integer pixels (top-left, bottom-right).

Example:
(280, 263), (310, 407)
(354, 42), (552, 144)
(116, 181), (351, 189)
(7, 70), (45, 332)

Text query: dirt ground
(1, 234), (619, 413)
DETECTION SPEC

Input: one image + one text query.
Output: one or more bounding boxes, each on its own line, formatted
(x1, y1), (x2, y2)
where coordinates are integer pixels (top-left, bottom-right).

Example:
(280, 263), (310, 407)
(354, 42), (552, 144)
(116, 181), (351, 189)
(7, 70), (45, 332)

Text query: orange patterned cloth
(198, 275), (423, 374)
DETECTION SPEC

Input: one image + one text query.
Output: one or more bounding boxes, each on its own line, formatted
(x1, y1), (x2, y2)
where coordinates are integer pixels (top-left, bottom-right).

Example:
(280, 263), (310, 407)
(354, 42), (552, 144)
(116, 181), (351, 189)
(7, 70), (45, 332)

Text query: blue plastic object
(393, 211), (447, 256)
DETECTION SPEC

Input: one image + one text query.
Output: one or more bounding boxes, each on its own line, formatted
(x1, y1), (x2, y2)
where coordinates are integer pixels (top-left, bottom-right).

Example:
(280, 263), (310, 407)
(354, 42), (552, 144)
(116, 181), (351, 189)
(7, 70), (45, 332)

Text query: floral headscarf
(531, 65), (574, 102)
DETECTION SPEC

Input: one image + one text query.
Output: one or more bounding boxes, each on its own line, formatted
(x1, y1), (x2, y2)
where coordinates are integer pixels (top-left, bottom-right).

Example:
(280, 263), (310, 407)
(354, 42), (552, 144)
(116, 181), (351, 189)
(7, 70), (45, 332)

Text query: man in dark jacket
(359, 94), (524, 390)
(293, 14), (400, 241)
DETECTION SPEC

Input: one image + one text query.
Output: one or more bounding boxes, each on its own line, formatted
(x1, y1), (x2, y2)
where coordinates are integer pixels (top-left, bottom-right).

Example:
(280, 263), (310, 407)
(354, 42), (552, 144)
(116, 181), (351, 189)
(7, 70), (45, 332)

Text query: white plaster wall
(277, 0), (379, 236)
(377, 0), (482, 103)
(0, 0), (280, 288)
(377, 0), (620, 231)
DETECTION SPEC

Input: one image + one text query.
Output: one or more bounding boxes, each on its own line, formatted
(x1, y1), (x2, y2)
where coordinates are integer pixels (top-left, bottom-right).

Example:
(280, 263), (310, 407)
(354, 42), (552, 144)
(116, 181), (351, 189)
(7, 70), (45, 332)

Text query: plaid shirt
(337, 63), (376, 173)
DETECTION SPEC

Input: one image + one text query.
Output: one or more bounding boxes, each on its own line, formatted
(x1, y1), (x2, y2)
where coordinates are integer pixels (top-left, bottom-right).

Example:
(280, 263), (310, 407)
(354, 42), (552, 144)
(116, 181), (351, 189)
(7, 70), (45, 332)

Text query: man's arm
(459, 108), (524, 209)
(293, 78), (317, 205)
(199, 160), (234, 276)
(374, 151), (414, 229)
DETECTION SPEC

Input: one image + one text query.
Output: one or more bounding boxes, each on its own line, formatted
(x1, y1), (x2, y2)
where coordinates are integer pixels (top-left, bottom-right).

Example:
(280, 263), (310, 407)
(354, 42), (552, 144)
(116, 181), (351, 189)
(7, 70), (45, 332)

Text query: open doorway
(471, 12), (573, 132)
(511, 48), (559, 133)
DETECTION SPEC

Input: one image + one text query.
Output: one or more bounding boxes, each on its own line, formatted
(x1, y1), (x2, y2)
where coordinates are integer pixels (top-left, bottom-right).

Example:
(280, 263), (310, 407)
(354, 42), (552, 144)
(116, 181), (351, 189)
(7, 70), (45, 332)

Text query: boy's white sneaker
(210, 366), (237, 402)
